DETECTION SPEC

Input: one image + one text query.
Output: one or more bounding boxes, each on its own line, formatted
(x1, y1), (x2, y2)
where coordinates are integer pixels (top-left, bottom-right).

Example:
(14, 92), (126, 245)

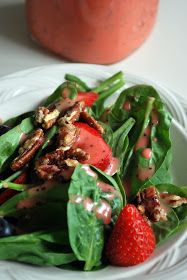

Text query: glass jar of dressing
(26, 0), (159, 64)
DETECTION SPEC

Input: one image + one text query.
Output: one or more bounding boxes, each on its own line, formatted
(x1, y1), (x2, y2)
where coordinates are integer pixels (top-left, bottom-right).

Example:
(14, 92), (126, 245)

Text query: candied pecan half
(11, 129), (44, 171)
(35, 106), (60, 129)
(35, 147), (87, 181)
(35, 148), (65, 180)
(80, 111), (104, 134)
(58, 101), (84, 125)
(136, 186), (168, 222)
(65, 148), (90, 161)
(160, 193), (187, 208)
(57, 123), (80, 147)
(59, 159), (79, 181)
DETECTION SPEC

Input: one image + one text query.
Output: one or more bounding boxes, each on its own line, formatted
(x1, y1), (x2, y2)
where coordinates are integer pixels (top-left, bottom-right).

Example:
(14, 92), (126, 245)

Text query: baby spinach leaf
(44, 82), (78, 107)
(156, 184), (187, 197)
(100, 121), (113, 148)
(173, 205), (187, 234)
(113, 173), (126, 206)
(91, 165), (124, 220)
(112, 118), (135, 176)
(0, 230), (76, 266)
(67, 164), (124, 271)
(156, 184), (187, 236)
(0, 117), (34, 172)
(0, 181), (69, 217)
(108, 85), (161, 131)
(0, 181), (69, 232)
(153, 208), (179, 244)
(108, 85), (172, 198)
(44, 84), (64, 106)
(67, 165), (104, 271)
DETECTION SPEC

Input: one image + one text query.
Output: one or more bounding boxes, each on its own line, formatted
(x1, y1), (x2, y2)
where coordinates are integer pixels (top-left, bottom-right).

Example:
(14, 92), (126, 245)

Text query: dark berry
(0, 217), (15, 237)
(0, 125), (11, 136)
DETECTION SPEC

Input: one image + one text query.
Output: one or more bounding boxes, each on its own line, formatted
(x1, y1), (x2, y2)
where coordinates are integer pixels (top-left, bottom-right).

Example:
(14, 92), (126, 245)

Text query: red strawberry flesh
(77, 92), (98, 107)
(73, 122), (112, 171)
(105, 204), (156, 266)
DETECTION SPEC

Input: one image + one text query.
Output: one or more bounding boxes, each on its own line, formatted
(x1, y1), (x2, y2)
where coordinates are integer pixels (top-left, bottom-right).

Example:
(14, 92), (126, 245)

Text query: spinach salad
(0, 71), (186, 271)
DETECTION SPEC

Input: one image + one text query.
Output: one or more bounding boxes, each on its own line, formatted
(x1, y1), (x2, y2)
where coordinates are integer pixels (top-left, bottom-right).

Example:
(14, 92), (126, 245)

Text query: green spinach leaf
(108, 85), (172, 198)
(67, 165), (104, 271)
(0, 117), (34, 172)
(0, 230), (76, 266)
(153, 208), (179, 244)
(67, 164), (123, 271)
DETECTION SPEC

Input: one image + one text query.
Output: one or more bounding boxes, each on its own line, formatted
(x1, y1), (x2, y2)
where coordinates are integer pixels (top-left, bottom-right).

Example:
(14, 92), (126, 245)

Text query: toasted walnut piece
(57, 123), (80, 147)
(11, 129), (44, 171)
(80, 111), (104, 134)
(160, 193), (187, 208)
(136, 186), (168, 222)
(58, 101), (84, 125)
(35, 106), (60, 129)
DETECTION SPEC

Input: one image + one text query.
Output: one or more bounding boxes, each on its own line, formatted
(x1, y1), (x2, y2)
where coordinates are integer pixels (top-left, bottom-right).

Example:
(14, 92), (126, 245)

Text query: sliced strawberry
(105, 204), (156, 266)
(13, 172), (27, 184)
(73, 122), (112, 171)
(0, 189), (17, 205)
(77, 92), (98, 107)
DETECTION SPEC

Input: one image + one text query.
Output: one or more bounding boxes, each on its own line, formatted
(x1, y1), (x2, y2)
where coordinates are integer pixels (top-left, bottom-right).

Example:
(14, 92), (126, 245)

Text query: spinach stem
(92, 71), (124, 93)
(4, 170), (23, 182)
(35, 125), (58, 160)
(0, 181), (31, 191)
(95, 79), (125, 103)
(139, 96), (155, 137)
(65, 73), (91, 92)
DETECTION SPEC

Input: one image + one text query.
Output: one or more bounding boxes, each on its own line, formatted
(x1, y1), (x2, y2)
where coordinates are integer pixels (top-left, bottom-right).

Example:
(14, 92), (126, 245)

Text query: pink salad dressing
(17, 180), (57, 209)
(135, 126), (151, 151)
(28, 180), (56, 196)
(137, 164), (155, 181)
(69, 194), (112, 224)
(123, 179), (131, 197)
(17, 198), (37, 209)
(94, 199), (112, 225)
(97, 181), (117, 200)
(55, 98), (75, 112)
(81, 165), (98, 179)
(151, 110), (159, 126)
(19, 133), (28, 145)
(123, 101), (131, 111)
(141, 148), (152, 159)
(83, 197), (94, 212)
(104, 157), (119, 176)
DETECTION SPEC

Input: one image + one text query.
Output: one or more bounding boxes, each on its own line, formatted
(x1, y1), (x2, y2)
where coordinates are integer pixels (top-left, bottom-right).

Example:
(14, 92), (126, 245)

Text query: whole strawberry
(105, 204), (156, 266)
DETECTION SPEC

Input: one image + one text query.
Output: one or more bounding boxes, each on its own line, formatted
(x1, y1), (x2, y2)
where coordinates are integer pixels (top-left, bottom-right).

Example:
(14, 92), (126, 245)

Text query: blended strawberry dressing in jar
(26, 0), (159, 64)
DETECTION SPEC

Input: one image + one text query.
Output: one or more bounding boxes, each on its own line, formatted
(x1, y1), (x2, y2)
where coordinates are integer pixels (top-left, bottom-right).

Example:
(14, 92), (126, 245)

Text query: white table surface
(0, 0), (187, 100)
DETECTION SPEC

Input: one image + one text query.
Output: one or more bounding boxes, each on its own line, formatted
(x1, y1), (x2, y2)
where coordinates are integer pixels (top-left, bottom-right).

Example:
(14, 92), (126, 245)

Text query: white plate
(0, 64), (187, 280)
